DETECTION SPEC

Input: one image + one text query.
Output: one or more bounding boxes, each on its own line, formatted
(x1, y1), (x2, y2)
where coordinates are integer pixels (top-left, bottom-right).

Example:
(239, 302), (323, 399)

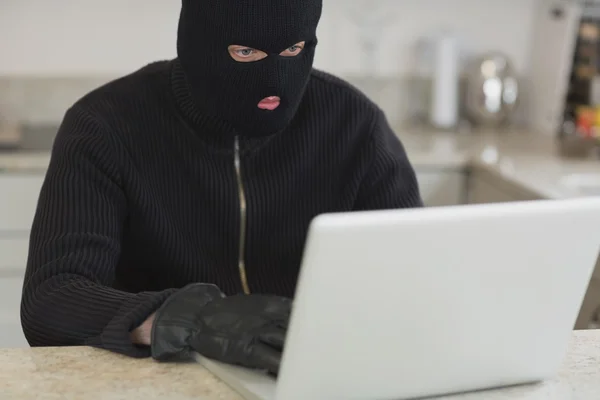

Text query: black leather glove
(151, 283), (291, 374)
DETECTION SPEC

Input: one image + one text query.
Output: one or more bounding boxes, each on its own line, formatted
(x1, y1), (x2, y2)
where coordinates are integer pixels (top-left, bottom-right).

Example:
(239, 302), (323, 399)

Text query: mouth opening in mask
(257, 96), (281, 111)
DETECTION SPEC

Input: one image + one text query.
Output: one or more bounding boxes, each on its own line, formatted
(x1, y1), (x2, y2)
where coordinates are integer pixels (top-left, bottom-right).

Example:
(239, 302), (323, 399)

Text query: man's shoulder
(70, 60), (172, 122)
(299, 69), (383, 140)
(306, 69), (380, 117)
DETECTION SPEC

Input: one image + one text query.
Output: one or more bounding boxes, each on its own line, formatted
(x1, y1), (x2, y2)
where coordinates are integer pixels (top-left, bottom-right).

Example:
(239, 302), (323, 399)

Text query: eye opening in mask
(227, 42), (306, 63)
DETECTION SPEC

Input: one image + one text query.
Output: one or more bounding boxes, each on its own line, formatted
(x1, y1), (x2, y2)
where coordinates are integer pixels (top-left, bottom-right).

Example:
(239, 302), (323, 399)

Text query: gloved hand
(151, 283), (291, 374)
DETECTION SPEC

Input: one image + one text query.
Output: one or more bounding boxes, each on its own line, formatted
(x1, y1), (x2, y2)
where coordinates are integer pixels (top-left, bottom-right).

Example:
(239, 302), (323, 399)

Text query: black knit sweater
(20, 59), (422, 357)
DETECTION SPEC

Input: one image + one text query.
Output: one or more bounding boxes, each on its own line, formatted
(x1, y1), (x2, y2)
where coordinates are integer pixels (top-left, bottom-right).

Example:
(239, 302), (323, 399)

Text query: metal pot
(464, 52), (520, 127)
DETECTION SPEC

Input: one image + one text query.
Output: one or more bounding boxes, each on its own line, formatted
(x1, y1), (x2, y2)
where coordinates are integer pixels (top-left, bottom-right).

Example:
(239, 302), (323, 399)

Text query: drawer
(0, 173), (45, 231)
(0, 237), (29, 271)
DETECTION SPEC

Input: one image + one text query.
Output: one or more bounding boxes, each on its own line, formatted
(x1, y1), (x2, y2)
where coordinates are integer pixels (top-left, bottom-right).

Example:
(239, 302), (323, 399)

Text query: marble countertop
(1, 127), (600, 198)
(437, 330), (600, 400)
(0, 346), (243, 400)
(1, 330), (598, 399)
(398, 128), (600, 199)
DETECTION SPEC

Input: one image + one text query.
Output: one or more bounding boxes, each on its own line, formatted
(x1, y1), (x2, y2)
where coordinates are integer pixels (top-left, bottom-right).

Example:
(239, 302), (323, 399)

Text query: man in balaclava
(177, 0), (320, 136)
(21, 0), (422, 374)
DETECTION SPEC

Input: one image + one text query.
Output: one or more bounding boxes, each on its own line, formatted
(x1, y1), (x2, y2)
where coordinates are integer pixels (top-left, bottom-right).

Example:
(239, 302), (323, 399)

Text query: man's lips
(257, 96), (281, 110)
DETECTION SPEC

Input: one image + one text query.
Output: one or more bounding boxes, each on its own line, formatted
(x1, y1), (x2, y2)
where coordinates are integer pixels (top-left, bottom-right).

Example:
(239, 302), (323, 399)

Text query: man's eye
(281, 44), (304, 57)
(236, 49), (255, 57)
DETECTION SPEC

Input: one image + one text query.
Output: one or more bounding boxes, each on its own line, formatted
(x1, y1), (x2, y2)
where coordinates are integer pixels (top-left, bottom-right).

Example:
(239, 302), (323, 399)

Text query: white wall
(0, 0), (538, 77)
(0, 0), (180, 76)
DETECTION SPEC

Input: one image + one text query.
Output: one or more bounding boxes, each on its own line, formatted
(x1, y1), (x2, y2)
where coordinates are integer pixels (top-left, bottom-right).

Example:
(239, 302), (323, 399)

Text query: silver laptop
(195, 198), (600, 400)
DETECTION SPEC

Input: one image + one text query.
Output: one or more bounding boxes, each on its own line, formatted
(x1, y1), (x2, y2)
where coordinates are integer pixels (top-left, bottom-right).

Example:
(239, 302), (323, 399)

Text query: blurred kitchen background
(0, 0), (585, 137)
(1, 0), (600, 348)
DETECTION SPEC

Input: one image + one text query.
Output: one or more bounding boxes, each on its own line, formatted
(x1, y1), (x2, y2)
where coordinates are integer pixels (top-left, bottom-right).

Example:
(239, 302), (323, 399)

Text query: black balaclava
(176, 0), (323, 138)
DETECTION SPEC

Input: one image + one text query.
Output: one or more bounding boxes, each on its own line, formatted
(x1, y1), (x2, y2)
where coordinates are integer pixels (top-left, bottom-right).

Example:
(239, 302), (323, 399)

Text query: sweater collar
(170, 58), (281, 153)
(170, 58), (238, 147)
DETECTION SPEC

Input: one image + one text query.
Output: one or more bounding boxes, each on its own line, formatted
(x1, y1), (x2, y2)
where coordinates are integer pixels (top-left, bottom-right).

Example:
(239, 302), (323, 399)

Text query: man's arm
(353, 108), (423, 210)
(20, 105), (175, 357)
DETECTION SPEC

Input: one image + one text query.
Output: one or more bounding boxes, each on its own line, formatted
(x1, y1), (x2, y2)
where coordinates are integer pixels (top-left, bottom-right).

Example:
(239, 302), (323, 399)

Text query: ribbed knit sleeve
(20, 105), (176, 357)
(354, 108), (423, 210)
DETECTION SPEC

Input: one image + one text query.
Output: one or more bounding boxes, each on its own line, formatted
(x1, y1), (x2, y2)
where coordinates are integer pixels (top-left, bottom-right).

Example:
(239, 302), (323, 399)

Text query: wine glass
(342, 0), (399, 122)
(343, 0), (397, 74)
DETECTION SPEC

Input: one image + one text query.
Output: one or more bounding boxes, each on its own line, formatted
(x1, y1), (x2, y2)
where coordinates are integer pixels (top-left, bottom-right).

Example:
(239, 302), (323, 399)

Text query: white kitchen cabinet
(0, 173), (45, 232)
(415, 169), (466, 207)
(0, 237), (30, 270)
(0, 171), (45, 348)
(0, 274), (27, 348)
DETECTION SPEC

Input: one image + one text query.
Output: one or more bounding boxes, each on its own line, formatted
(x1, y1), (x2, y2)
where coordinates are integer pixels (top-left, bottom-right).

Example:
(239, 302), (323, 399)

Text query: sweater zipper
(234, 136), (251, 294)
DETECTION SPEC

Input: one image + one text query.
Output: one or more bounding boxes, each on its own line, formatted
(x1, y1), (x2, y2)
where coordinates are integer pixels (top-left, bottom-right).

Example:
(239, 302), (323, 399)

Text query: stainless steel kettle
(464, 52), (520, 127)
